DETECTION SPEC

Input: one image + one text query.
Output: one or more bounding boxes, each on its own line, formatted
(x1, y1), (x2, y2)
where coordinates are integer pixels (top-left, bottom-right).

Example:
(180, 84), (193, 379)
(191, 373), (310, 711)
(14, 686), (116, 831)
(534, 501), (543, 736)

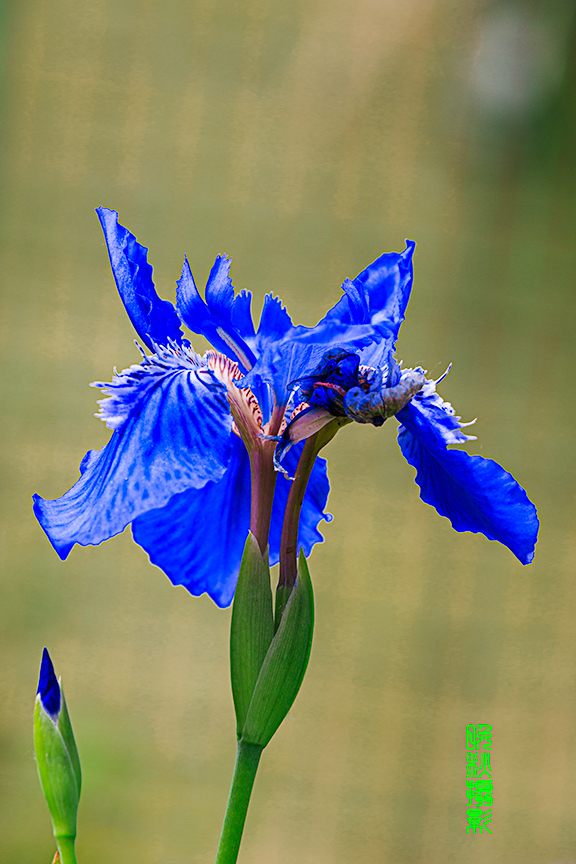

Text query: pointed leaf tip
(38, 648), (61, 718)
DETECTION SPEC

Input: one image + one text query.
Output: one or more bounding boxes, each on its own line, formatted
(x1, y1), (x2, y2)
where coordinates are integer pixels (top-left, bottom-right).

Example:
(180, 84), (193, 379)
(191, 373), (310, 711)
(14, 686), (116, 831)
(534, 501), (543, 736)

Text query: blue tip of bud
(38, 647), (61, 718)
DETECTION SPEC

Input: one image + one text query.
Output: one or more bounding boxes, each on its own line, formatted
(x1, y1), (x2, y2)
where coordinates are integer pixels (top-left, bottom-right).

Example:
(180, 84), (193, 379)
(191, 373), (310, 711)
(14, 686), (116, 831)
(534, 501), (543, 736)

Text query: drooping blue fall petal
(131, 436), (332, 607)
(33, 346), (233, 560)
(96, 207), (184, 351)
(132, 434), (251, 607)
(397, 382), (539, 565)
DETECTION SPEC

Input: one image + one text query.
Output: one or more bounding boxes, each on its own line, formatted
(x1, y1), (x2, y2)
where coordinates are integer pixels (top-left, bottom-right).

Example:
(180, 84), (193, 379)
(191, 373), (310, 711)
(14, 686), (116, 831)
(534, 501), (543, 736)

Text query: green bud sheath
(57, 687), (81, 795)
(241, 550), (314, 747)
(230, 533), (275, 736)
(34, 696), (80, 839)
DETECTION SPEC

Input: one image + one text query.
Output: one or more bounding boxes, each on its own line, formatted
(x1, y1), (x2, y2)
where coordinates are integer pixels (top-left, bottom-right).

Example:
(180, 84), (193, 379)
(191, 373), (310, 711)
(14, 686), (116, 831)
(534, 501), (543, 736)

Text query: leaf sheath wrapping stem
(241, 551), (314, 747)
(230, 533), (274, 737)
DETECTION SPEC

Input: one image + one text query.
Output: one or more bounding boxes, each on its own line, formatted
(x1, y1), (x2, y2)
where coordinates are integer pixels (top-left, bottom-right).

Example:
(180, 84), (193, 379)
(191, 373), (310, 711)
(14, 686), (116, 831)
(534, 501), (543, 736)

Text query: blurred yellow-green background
(1, 0), (576, 861)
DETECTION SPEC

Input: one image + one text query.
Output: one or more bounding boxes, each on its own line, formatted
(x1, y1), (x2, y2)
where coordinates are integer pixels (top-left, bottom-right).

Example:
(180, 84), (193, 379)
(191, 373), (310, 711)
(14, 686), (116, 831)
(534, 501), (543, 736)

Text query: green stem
(214, 741), (263, 864)
(276, 418), (348, 625)
(55, 835), (77, 864)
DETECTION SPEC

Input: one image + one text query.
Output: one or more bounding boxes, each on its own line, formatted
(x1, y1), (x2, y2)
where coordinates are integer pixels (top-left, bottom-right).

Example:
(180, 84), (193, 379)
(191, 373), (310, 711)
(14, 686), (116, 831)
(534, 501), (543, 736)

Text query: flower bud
(33, 649), (81, 848)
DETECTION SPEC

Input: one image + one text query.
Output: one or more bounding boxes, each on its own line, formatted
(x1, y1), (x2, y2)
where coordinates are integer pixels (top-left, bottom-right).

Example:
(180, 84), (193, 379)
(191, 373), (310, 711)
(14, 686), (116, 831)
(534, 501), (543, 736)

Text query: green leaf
(230, 532), (274, 736)
(241, 550), (314, 747)
(34, 697), (79, 840)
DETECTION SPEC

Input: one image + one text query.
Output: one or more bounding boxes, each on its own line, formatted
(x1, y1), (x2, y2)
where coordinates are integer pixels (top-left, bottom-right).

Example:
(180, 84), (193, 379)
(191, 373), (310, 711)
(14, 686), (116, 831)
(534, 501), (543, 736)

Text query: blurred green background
(1, 0), (576, 861)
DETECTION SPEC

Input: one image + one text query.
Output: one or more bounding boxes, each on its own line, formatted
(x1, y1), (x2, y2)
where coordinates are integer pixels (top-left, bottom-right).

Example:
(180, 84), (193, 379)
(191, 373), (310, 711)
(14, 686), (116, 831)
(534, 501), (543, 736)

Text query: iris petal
(239, 242), (416, 404)
(239, 342), (331, 409)
(255, 294), (294, 352)
(397, 401), (539, 565)
(176, 256), (257, 372)
(400, 375), (476, 447)
(131, 437), (331, 607)
(132, 435), (251, 608)
(206, 255), (255, 342)
(33, 356), (233, 559)
(322, 241), (415, 341)
(96, 208), (184, 351)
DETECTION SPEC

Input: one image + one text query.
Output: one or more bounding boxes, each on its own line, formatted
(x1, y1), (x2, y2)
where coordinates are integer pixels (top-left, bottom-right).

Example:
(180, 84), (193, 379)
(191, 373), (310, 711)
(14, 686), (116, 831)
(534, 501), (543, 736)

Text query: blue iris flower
(33, 210), (538, 608)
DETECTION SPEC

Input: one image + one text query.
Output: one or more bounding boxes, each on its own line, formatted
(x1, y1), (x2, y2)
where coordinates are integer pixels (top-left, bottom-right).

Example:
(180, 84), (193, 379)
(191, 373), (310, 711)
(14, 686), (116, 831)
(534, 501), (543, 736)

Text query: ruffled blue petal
(291, 240), (416, 351)
(33, 349), (233, 559)
(132, 434), (251, 608)
(398, 374), (477, 446)
(254, 294), (294, 353)
(96, 208), (184, 351)
(239, 242), (416, 405)
(268, 443), (332, 563)
(131, 436), (331, 607)
(396, 396), (539, 565)
(206, 256), (255, 341)
(350, 240), (415, 345)
(176, 256), (257, 372)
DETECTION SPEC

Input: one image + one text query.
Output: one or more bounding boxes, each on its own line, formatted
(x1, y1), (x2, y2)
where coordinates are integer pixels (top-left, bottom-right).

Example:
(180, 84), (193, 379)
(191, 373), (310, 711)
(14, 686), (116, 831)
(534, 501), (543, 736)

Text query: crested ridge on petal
(397, 375), (477, 448)
(92, 342), (205, 431)
(33, 355), (234, 559)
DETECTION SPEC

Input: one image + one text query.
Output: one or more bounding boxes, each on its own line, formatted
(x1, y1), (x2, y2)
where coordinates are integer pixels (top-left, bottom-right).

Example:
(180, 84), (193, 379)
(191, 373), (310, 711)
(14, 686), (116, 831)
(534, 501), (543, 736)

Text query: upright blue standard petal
(322, 240), (415, 353)
(240, 242), (416, 403)
(176, 256), (257, 372)
(97, 207), (184, 351)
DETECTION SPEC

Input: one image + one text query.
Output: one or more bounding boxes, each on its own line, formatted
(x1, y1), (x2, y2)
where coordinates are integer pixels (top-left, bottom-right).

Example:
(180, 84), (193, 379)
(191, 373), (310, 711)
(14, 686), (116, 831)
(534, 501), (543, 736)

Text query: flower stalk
(218, 410), (325, 864)
(214, 742), (263, 864)
(248, 444), (277, 554)
(54, 836), (77, 864)
(276, 417), (348, 625)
